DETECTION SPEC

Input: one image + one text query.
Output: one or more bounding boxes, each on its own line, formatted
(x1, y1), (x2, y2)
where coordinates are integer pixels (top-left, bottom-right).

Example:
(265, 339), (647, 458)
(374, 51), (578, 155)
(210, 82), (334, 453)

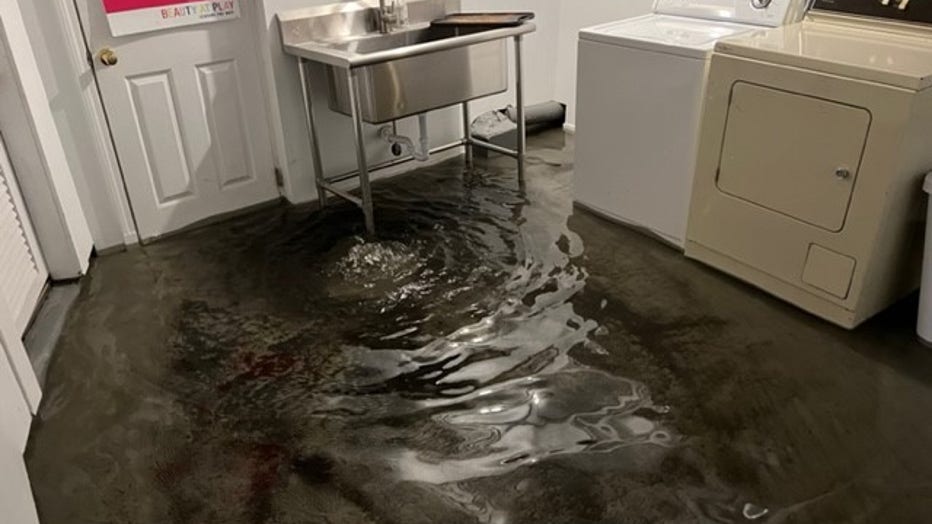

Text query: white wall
(461, 0), (561, 116)
(451, 0), (657, 125)
(555, 0), (655, 126)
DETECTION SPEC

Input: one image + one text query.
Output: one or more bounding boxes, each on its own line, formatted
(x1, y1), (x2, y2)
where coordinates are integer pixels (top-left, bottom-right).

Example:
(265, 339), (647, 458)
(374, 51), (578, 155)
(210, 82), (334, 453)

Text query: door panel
(127, 71), (195, 204)
(0, 334), (31, 451)
(196, 60), (256, 189)
(82, 1), (278, 240)
(0, 279), (37, 524)
(0, 296), (41, 414)
(0, 441), (40, 524)
(716, 82), (870, 232)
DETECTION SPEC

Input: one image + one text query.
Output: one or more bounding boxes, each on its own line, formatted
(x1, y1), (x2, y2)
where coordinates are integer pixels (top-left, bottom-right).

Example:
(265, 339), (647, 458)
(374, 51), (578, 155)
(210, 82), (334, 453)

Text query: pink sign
(103, 0), (239, 36)
(103, 0), (196, 12)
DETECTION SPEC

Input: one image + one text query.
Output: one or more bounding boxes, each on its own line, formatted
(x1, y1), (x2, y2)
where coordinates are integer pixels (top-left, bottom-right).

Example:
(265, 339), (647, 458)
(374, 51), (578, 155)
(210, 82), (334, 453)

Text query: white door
(0, 445), (40, 524)
(79, 1), (279, 240)
(0, 310), (40, 524)
(0, 135), (48, 335)
(1, 323), (32, 450)
(0, 379), (39, 524)
(0, 135), (45, 414)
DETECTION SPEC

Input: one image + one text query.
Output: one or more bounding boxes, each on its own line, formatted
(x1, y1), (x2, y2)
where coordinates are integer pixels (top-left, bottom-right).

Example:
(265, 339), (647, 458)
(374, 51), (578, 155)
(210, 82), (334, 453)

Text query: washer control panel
(813, 0), (932, 24)
(656, 0), (807, 26)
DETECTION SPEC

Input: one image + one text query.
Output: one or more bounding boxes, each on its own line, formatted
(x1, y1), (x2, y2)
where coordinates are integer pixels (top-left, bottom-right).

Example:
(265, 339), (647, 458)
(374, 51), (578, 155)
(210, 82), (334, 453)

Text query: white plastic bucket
(920, 173), (932, 345)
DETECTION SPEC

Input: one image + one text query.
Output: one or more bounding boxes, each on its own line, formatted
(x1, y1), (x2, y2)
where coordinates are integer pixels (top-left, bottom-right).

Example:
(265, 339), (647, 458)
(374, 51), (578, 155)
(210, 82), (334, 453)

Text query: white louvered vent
(0, 160), (40, 332)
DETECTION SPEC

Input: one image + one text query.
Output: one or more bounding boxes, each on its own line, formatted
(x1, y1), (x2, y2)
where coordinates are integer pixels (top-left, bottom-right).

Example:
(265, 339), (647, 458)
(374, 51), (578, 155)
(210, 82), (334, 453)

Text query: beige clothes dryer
(685, 2), (932, 329)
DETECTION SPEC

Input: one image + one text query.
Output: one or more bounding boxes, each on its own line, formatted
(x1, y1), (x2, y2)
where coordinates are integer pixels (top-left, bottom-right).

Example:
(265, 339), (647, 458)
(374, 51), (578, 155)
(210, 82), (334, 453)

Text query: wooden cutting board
(432, 12), (535, 27)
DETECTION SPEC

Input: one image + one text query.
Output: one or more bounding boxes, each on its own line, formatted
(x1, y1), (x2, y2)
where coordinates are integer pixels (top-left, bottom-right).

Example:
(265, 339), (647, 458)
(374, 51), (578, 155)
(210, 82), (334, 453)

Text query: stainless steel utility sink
(279, 0), (535, 123)
(325, 26), (509, 123)
(278, 0), (534, 235)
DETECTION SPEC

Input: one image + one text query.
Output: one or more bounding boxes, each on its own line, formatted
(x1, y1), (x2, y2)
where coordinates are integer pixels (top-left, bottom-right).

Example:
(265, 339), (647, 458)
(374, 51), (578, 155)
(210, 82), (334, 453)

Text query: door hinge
(274, 167), (284, 187)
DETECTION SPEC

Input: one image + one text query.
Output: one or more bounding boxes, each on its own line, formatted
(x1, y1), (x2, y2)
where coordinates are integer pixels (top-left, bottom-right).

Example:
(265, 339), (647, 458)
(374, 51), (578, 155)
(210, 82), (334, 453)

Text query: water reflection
(393, 371), (675, 484)
(298, 153), (685, 519)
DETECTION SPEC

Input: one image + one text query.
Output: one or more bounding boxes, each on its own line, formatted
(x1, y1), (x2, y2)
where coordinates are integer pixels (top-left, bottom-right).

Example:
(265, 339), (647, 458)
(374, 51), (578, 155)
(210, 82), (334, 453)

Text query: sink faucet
(378, 0), (408, 33)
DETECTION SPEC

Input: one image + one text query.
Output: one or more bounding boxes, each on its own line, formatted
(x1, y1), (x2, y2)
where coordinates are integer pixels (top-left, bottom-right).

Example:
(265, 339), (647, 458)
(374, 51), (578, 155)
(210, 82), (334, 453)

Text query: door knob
(98, 48), (118, 67)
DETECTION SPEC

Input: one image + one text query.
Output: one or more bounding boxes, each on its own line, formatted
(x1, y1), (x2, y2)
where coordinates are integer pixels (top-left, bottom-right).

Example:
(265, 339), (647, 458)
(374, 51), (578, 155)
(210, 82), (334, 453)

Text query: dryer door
(716, 82), (870, 232)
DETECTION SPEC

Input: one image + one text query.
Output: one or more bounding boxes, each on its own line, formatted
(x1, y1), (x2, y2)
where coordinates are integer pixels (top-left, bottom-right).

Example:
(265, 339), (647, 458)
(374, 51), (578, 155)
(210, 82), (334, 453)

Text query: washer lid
(715, 22), (932, 90)
(581, 14), (755, 59)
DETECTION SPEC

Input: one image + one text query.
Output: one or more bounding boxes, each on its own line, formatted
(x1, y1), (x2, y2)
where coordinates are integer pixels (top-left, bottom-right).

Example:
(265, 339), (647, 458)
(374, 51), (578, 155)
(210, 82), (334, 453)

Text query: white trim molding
(21, 0), (139, 249)
(0, 0), (93, 279)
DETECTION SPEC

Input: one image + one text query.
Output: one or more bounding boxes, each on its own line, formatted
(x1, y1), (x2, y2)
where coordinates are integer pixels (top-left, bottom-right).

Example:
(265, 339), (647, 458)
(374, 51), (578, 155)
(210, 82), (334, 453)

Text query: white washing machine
(686, 0), (932, 328)
(574, 0), (810, 248)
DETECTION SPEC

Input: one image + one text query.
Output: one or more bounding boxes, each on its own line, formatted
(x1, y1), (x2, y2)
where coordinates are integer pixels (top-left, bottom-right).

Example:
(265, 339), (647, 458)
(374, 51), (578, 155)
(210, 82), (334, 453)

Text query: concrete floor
(25, 283), (81, 389)
(26, 131), (932, 523)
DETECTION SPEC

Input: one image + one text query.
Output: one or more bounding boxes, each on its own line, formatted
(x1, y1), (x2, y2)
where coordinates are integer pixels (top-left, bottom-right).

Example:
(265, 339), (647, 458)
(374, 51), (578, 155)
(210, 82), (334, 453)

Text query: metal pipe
(462, 101), (473, 167)
(378, 0), (407, 34)
(297, 58), (328, 209)
(347, 68), (376, 235)
(379, 0), (388, 32)
(319, 182), (363, 206)
(469, 137), (519, 159)
(379, 114), (430, 161)
(417, 113), (430, 160)
(515, 35), (526, 182)
(324, 139), (467, 184)
(325, 172), (366, 185)
(288, 23), (536, 69)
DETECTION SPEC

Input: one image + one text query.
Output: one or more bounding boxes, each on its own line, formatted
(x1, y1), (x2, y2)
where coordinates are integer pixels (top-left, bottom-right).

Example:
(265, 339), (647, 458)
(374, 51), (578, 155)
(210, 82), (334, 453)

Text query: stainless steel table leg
(298, 58), (328, 210)
(347, 68), (376, 235)
(462, 101), (473, 168)
(515, 35), (527, 184)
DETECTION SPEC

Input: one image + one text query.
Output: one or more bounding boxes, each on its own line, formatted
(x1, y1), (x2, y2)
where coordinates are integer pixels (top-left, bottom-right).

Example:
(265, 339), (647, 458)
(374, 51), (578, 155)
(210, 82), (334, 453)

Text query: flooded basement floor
(26, 130), (932, 523)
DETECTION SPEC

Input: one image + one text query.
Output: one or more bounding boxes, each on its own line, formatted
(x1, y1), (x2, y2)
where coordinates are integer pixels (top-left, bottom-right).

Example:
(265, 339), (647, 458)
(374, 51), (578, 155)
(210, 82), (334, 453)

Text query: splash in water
(286, 157), (693, 521)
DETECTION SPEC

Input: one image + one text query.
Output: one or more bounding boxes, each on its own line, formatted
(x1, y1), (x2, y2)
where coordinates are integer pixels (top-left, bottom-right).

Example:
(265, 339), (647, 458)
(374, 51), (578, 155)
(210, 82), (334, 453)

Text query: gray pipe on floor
(470, 101), (566, 153)
(505, 101), (566, 127)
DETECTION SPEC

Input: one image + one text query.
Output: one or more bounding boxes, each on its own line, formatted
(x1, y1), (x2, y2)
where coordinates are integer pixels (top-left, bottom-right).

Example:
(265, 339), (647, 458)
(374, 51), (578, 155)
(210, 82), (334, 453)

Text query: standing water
(27, 133), (769, 523)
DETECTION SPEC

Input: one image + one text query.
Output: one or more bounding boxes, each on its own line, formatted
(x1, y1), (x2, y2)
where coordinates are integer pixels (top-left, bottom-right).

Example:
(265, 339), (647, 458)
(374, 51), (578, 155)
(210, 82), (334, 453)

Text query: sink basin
(279, 0), (535, 123)
(325, 25), (509, 123)
(322, 24), (487, 54)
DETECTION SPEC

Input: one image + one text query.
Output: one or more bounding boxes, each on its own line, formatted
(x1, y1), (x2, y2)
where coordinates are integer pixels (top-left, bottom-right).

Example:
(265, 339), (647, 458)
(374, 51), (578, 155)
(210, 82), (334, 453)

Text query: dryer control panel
(813, 0), (932, 24)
